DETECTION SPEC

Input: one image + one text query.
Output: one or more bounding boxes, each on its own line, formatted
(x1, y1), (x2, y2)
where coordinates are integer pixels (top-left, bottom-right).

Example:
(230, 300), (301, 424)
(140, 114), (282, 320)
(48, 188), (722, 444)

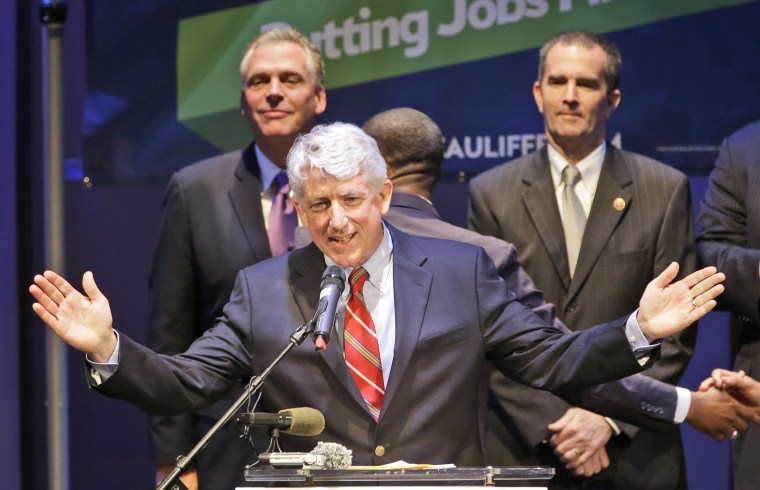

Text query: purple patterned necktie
(267, 171), (297, 256)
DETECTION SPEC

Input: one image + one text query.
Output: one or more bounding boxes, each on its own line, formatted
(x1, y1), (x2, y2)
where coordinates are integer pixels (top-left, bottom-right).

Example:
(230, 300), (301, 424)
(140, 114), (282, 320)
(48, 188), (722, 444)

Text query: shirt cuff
(625, 310), (660, 366)
(603, 417), (621, 436)
(673, 387), (692, 424)
(86, 331), (120, 385)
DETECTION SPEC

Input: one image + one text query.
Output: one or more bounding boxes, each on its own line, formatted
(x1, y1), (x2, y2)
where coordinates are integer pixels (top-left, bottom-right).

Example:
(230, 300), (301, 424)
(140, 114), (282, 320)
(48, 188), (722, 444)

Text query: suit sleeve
(96, 271), (254, 415)
(696, 135), (760, 323)
(146, 175), (202, 464)
(493, 245), (676, 443)
(478, 247), (654, 393)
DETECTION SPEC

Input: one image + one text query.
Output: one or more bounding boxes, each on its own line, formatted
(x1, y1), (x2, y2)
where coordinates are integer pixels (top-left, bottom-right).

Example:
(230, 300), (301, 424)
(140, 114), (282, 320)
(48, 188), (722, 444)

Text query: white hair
(287, 122), (387, 200)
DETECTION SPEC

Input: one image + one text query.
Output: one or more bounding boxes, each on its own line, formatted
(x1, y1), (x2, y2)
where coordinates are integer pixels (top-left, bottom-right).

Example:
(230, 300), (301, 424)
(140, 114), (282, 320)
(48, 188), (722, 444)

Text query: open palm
(637, 263), (724, 341)
(30, 270), (116, 361)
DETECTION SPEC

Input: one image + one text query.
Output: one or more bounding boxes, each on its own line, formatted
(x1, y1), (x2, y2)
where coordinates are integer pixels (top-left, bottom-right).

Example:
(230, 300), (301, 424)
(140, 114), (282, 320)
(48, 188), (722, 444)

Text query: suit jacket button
(566, 303), (577, 313)
(375, 445), (385, 457)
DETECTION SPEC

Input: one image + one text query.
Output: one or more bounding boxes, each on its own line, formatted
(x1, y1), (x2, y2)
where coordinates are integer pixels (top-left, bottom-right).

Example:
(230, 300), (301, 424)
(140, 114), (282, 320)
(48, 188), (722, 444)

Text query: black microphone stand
(156, 320), (316, 490)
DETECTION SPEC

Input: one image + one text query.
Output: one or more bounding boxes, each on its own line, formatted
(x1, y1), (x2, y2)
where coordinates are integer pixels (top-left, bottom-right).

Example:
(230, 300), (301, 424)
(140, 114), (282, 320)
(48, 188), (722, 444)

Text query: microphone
(313, 265), (347, 352)
(236, 407), (325, 436)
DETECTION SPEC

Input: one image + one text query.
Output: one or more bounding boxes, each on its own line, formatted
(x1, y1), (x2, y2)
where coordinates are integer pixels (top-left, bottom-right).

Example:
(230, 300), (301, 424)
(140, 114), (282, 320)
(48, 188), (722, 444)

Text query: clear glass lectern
(242, 466), (554, 487)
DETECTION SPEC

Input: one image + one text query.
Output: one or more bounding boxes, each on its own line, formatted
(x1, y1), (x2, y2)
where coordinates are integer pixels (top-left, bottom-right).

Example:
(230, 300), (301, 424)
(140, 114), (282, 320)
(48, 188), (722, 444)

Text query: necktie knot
(561, 165), (582, 188)
(274, 171), (290, 195)
(349, 267), (369, 293)
(268, 170), (297, 256)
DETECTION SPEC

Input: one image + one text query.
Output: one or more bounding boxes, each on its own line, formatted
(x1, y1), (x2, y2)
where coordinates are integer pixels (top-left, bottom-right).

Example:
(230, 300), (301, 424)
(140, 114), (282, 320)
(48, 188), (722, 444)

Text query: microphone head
(278, 407), (325, 436)
(310, 441), (353, 469)
(321, 265), (347, 292)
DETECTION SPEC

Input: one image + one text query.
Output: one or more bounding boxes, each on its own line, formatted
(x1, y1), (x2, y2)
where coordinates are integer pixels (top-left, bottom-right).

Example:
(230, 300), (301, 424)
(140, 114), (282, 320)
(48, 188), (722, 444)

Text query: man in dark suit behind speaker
(696, 120), (760, 490)
(468, 32), (697, 489)
(147, 27), (326, 489)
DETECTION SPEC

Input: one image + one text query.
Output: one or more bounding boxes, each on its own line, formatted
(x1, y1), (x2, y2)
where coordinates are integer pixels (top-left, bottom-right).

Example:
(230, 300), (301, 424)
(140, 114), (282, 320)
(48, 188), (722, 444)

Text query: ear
(607, 88), (622, 114)
(240, 92), (246, 116)
(532, 81), (544, 115)
(378, 179), (393, 215)
(314, 85), (327, 116)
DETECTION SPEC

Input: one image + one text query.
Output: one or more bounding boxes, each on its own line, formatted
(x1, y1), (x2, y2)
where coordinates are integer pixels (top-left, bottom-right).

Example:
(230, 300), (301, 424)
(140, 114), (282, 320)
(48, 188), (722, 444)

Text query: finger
(575, 461), (592, 477)
(711, 368), (734, 387)
(682, 266), (719, 289)
(553, 436), (581, 454)
(550, 429), (575, 448)
(82, 271), (104, 302)
(685, 295), (720, 323)
(31, 302), (61, 332)
(34, 274), (66, 306)
(29, 283), (60, 316)
(43, 270), (78, 297)
(733, 406), (753, 431)
(599, 448), (610, 469)
(556, 445), (580, 463)
(590, 454), (602, 475)
(689, 271), (726, 298)
(547, 412), (571, 433)
(652, 262), (679, 288)
(699, 377), (716, 392)
(691, 282), (725, 310)
(564, 448), (583, 470)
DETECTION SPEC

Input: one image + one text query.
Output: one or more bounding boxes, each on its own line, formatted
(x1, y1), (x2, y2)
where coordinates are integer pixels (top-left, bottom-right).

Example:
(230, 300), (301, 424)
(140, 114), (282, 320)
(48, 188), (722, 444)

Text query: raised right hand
(29, 270), (116, 362)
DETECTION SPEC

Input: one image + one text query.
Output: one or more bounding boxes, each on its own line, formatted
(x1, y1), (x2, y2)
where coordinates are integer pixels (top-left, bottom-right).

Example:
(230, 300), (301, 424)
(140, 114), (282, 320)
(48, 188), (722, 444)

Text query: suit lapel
(287, 227), (434, 420)
(228, 145), (272, 263)
(521, 149), (572, 289)
(382, 225), (431, 417)
(569, 147), (632, 299)
(289, 245), (373, 412)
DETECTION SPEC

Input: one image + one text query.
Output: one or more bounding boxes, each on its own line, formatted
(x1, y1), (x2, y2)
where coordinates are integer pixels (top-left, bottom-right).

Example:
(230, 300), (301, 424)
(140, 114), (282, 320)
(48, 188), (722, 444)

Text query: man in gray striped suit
(697, 120), (760, 490)
(469, 31), (695, 489)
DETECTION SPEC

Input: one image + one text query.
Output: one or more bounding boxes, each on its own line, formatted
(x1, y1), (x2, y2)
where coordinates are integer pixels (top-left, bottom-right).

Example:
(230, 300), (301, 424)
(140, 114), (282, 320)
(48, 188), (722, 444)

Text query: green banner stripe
(177, 0), (756, 149)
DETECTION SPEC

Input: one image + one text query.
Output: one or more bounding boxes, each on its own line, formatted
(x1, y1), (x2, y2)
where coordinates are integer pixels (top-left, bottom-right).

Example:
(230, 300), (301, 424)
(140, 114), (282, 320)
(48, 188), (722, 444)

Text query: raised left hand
(637, 263), (724, 342)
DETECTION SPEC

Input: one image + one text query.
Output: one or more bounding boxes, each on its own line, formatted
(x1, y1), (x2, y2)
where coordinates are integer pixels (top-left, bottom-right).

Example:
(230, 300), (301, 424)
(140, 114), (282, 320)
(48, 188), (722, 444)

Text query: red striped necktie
(344, 267), (385, 420)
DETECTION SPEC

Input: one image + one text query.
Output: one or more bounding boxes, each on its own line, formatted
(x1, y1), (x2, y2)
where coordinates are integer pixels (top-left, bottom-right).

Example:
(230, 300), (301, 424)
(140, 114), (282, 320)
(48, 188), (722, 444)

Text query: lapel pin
(613, 197), (626, 211)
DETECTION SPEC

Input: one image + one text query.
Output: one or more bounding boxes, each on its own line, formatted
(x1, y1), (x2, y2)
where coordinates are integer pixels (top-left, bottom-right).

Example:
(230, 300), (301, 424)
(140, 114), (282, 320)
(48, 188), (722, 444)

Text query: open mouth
(330, 234), (354, 244)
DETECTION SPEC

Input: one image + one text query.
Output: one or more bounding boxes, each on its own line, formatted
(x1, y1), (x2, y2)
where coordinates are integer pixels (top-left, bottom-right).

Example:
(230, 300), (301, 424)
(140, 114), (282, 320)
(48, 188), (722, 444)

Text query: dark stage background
(3, 1), (759, 488)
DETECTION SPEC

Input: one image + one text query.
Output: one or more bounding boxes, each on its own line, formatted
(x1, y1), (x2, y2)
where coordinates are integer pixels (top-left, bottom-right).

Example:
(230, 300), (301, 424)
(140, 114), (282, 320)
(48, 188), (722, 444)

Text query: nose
(562, 81), (578, 104)
(562, 82), (578, 105)
(328, 204), (348, 231)
(266, 79), (284, 105)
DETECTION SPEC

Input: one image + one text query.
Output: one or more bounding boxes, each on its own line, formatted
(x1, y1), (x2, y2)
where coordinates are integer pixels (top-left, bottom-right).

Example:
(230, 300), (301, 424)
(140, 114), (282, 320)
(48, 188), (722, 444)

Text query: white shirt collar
(324, 224), (394, 293)
(548, 141), (606, 195)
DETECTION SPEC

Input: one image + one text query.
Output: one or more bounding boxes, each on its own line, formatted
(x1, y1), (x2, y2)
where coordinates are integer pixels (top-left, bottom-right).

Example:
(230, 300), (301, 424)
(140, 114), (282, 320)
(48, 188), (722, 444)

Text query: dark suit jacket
(147, 144), (271, 487)
(386, 192), (679, 425)
(696, 120), (760, 490)
(469, 145), (696, 488)
(96, 226), (662, 468)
